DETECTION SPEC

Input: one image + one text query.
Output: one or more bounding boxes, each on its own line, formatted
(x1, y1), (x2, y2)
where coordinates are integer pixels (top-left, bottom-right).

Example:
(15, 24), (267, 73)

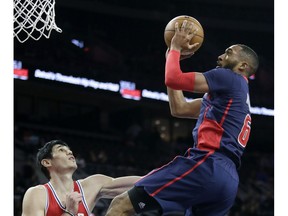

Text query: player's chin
(72, 164), (78, 170)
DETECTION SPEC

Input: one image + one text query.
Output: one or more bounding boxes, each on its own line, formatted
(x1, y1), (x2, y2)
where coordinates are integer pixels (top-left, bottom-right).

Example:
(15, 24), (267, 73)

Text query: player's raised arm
(167, 87), (202, 119)
(165, 20), (209, 93)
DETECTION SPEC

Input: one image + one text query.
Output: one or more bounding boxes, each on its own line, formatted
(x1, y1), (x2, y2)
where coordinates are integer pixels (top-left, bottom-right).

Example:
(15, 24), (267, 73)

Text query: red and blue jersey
(193, 68), (251, 167)
(133, 52), (245, 215)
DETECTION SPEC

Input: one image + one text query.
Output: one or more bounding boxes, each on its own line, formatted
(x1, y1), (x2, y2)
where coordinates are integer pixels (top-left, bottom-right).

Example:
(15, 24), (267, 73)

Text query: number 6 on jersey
(238, 114), (252, 147)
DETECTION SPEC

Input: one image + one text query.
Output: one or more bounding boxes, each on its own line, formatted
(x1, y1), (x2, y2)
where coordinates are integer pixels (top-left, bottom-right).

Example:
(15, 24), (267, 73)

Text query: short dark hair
(36, 140), (69, 179)
(237, 44), (259, 76)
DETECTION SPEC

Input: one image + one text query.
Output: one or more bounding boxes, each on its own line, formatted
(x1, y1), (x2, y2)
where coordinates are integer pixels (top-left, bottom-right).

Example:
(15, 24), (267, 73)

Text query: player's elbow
(170, 106), (199, 119)
(165, 77), (172, 87)
(170, 106), (185, 118)
(165, 77), (180, 90)
(170, 109), (181, 117)
(170, 110), (189, 118)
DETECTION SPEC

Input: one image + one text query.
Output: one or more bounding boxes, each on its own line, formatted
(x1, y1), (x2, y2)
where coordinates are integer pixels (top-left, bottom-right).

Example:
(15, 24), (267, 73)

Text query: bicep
(22, 187), (46, 216)
(193, 72), (209, 93)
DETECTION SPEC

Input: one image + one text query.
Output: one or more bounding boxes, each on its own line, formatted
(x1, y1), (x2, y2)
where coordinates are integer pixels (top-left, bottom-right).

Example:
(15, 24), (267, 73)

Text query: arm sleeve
(165, 50), (196, 92)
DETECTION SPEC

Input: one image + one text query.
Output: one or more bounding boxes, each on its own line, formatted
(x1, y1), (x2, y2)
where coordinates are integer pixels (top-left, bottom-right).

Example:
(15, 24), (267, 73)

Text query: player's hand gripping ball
(164, 15), (204, 53)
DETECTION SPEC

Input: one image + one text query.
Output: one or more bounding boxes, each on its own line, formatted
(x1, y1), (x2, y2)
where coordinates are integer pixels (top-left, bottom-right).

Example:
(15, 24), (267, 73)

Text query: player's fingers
(187, 28), (198, 41)
(193, 28), (198, 34)
(187, 43), (199, 50)
(181, 20), (187, 31)
(71, 192), (82, 199)
(74, 196), (83, 203)
(181, 49), (194, 55)
(175, 22), (179, 32)
(190, 28), (198, 36)
(186, 22), (194, 33)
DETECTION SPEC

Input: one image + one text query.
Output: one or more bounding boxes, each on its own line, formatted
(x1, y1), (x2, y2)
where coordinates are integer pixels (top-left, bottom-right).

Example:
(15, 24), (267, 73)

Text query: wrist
(170, 45), (181, 52)
(168, 49), (181, 55)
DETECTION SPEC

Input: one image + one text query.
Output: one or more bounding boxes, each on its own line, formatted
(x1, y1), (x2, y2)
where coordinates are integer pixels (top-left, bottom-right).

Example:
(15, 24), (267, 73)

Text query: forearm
(100, 176), (141, 198)
(165, 50), (196, 92)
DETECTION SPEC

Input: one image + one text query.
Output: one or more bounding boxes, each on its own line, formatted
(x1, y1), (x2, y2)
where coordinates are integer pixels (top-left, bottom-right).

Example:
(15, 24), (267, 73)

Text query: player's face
(216, 45), (242, 71)
(50, 144), (77, 170)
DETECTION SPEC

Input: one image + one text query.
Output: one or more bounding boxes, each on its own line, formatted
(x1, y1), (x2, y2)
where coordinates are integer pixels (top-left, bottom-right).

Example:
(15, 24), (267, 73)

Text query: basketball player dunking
(105, 20), (259, 216)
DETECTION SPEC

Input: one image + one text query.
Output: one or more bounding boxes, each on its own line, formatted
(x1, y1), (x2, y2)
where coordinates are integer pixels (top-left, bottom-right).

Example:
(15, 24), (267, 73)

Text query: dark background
(14, 0), (274, 215)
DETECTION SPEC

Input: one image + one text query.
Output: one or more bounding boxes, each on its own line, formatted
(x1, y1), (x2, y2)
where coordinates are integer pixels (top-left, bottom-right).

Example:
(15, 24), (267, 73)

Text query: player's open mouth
(216, 61), (222, 68)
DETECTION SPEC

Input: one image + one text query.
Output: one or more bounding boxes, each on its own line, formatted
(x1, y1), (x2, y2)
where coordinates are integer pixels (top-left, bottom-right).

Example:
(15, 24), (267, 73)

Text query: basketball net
(13, 0), (62, 43)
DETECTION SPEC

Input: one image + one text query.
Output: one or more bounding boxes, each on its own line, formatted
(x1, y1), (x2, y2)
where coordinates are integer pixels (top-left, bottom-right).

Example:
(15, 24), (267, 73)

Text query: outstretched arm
(99, 176), (141, 199)
(83, 174), (141, 200)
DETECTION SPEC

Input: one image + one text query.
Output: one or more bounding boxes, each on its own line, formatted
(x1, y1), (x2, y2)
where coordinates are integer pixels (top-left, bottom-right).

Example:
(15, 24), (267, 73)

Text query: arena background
(13, 0), (274, 215)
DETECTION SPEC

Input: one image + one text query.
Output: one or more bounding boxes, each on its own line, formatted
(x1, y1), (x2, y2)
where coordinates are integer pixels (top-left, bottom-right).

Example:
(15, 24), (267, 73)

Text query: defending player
(104, 20), (259, 216)
(21, 140), (140, 216)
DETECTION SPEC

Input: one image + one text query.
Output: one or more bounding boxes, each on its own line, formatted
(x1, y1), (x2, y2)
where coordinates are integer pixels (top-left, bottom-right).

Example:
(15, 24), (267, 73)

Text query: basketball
(164, 15), (204, 53)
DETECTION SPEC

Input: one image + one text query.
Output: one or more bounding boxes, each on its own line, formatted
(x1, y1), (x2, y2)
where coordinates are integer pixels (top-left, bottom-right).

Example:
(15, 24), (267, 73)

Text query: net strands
(14, 0), (62, 43)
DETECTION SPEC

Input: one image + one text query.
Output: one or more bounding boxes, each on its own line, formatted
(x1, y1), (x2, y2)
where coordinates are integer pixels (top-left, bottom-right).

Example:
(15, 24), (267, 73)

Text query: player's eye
(226, 49), (232, 55)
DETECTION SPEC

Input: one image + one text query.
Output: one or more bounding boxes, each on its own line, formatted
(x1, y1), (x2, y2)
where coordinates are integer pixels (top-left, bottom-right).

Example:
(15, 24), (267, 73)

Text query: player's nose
(218, 55), (223, 61)
(67, 149), (73, 155)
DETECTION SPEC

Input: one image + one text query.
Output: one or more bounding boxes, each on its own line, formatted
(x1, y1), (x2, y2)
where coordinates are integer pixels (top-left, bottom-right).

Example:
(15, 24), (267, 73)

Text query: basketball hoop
(13, 0), (62, 43)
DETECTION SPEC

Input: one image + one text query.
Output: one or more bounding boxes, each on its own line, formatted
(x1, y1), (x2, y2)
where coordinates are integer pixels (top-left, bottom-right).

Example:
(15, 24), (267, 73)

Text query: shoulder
(24, 185), (47, 197)
(23, 185), (47, 204)
(203, 68), (233, 77)
(22, 185), (47, 214)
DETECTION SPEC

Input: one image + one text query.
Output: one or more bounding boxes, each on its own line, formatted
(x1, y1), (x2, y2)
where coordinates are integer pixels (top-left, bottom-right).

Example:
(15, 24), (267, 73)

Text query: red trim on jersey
(220, 99), (233, 126)
(149, 151), (213, 197)
(197, 99), (233, 151)
(165, 50), (196, 92)
(197, 107), (224, 151)
(242, 75), (248, 82)
(140, 155), (181, 180)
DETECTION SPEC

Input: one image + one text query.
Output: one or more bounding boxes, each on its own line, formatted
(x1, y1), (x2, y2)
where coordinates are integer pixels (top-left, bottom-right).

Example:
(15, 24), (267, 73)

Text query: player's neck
(50, 173), (74, 193)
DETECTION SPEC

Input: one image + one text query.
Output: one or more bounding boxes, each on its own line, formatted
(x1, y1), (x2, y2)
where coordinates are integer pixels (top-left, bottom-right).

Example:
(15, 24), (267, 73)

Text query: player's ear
(41, 159), (52, 168)
(238, 62), (249, 72)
